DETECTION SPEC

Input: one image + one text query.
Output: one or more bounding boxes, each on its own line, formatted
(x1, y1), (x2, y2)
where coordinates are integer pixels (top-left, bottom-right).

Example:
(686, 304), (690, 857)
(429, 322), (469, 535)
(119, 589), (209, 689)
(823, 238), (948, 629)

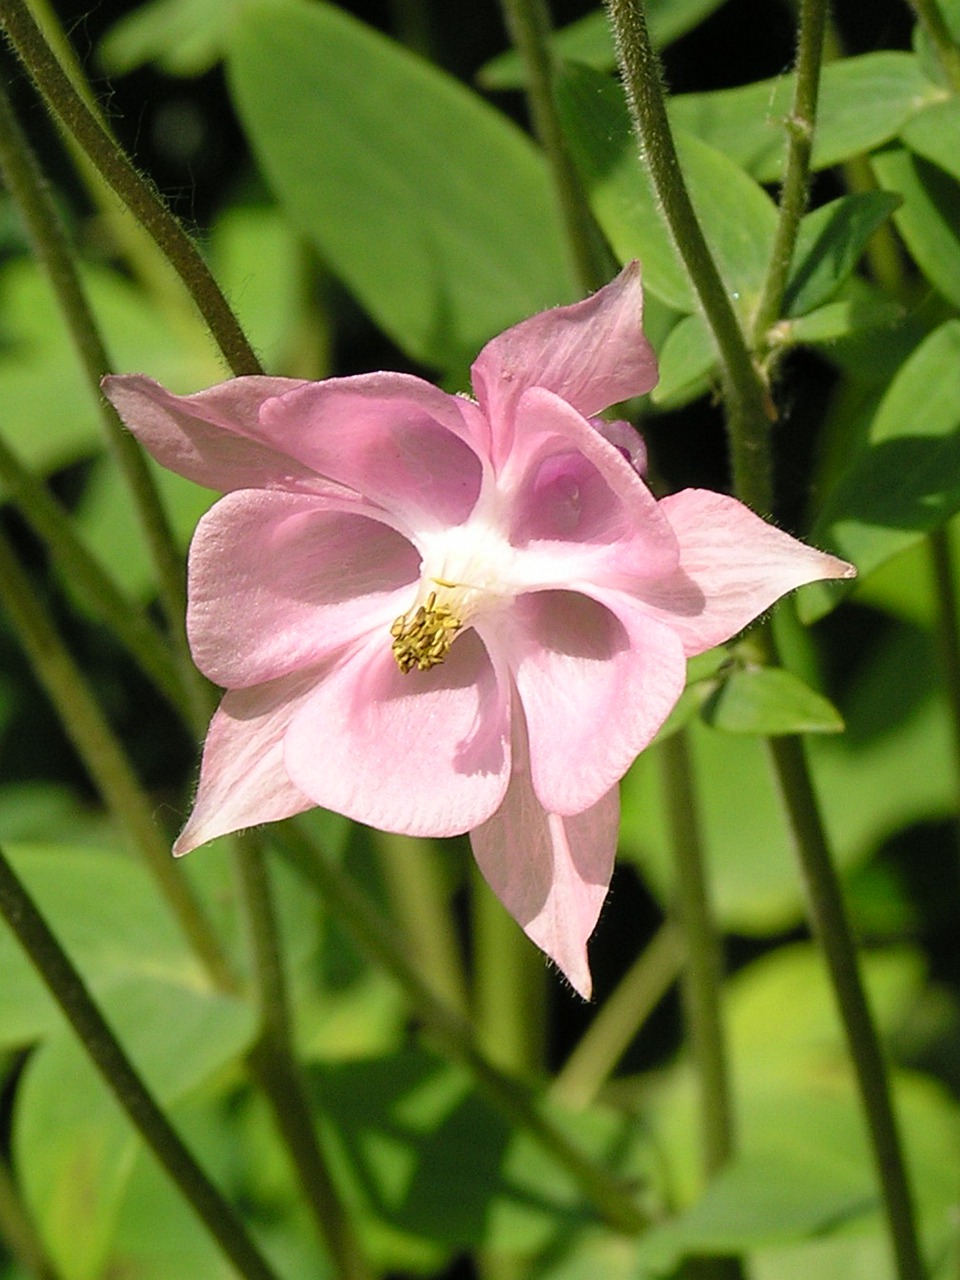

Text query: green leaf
(98, 0), (235, 77)
(227, 0), (575, 372)
(872, 146), (960, 311)
(702, 666), (845, 735)
(556, 63), (777, 318)
(901, 96), (960, 184)
(650, 312), (717, 407)
(800, 320), (960, 621)
(784, 192), (902, 317)
(775, 288), (904, 347)
(14, 978), (255, 1280)
(669, 53), (941, 183)
(478, 0), (730, 89)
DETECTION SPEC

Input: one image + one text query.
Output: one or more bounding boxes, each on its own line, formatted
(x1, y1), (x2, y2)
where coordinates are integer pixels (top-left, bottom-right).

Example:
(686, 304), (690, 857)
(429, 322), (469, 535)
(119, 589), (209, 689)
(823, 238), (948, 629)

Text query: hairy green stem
(234, 835), (375, 1280)
(0, 70), (210, 737)
(765, 731), (925, 1280)
(0, 525), (234, 991)
(661, 732), (737, 1178)
(551, 921), (681, 1109)
(471, 863), (547, 1076)
(604, 0), (773, 514)
(498, 0), (612, 291)
(0, 844), (283, 1280)
(274, 821), (647, 1235)
(0, 0), (263, 378)
(375, 832), (469, 1017)
(904, 0), (960, 90)
(752, 0), (829, 344)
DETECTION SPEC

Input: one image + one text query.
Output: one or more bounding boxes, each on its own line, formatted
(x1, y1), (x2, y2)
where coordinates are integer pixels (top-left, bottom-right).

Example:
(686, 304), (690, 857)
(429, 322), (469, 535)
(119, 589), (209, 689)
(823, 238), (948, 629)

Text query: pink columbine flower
(103, 264), (853, 998)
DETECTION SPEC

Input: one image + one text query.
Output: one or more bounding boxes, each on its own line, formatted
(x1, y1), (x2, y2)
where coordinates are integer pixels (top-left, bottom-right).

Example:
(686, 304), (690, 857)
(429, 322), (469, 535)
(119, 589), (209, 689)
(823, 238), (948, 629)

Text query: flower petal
(175, 672), (319, 854)
(503, 386), (679, 586)
(258, 373), (486, 530)
(187, 490), (419, 688)
(102, 373), (340, 494)
(636, 489), (857, 655)
(498, 591), (687, 815)
(283, 629), (511, 837)
(471, 717), (619, 999)
(470, 262), (657, 463)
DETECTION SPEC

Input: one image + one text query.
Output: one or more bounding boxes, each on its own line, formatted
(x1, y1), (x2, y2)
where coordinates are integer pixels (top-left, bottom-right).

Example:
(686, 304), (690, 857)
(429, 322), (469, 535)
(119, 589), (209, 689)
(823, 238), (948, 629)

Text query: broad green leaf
(872, 146), (960, 311)
(702, 666), (845, 735)
(98, 0), (236, 77)
(556, 63), (777, 317)
(784, 192), (902, 317)
(0, 845), (209, 1047)
(669, 53), (941, 183)
(227, 0), (575, 372)
(478, 0), (730, 89)
(801, 320), (960, 621)
(14, 978), (255, 1280)
(650, 312), (717, 407)
(901, 96), (960, 184)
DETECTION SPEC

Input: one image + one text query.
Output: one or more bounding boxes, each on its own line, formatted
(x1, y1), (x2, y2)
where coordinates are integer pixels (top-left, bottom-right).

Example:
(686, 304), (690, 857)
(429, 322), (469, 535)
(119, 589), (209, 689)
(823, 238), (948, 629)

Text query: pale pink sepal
(174, 671), (319, 855)
(637, 489), (857, 656)
(282, 630), (512, 838)
(471, 721), (620, 999)
(471, 262), (657, 465)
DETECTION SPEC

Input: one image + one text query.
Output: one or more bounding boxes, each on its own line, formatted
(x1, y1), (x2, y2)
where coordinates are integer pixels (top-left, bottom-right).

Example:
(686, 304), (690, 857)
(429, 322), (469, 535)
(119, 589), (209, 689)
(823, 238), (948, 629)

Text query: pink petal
(257, 374), (486, 529)
(102, 373), (342, 494)
(174, 671), (319, 854)
(504, 387), (679, 585)
(470, 717), (620, 999)
(470, 262), (657, 464)
(496, 591), (686, 816)
(636, 489), (857, 655)
(187, 490), (419, 689)
(283, 629), (511, 838)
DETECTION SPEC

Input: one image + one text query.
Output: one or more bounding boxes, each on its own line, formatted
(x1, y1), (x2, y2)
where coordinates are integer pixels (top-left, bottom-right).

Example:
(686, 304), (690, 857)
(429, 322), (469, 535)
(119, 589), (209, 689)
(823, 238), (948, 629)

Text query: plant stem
(0, 0), (263, 378)
(498, 0), (612, 292)
(660, 732), (737, 1178)
(0, 524), (234, 991)
(274, 821), (647, 1235)
(234, 834), (375, 1280)
(903, 0), (960, 90)
(374, 831), (469, 1017)
(0, 70), (210, 737)
(0, 430), (190, 719)
(471, 862), (546, 1075)
(752, 0), (829, 345)
(604, 0), (773, 514)
(551, 920), (681, 1109)
(0, 844), (283, 1280)
(765, 729), (925, 1280)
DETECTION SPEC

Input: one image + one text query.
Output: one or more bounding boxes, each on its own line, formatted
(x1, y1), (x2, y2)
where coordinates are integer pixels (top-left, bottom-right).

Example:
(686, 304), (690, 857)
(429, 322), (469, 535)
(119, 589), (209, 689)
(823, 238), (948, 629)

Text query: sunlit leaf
(702, 666), (845, 735)
(785, 192), (902, 317)
(872, 146), (960, 311)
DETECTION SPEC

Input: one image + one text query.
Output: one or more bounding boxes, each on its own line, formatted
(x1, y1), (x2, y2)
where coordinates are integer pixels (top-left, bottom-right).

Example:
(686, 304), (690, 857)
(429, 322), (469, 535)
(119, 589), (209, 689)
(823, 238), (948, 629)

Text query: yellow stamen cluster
(391, 591), (462, 673)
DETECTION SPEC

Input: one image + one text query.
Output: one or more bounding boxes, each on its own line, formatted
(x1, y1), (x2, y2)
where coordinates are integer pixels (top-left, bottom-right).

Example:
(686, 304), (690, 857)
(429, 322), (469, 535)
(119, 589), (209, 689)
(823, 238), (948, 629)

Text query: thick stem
(661, 732), (737, 1178)
(604, 0), (773, 514)
(0, 0), (263, 378)
(752, 0), (829, 344)
(0, 525), (234, 991)
(498, 0), (612, 292)
(0, 844), (283, 1280)
(551, 921), (681, 1109)
(0, 71), (210, 736)
(274, 821), (647, 1235)
(766, 732), (925, 1280)
(904, 0), (960, 90)
(234, 835), (375, 1280)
